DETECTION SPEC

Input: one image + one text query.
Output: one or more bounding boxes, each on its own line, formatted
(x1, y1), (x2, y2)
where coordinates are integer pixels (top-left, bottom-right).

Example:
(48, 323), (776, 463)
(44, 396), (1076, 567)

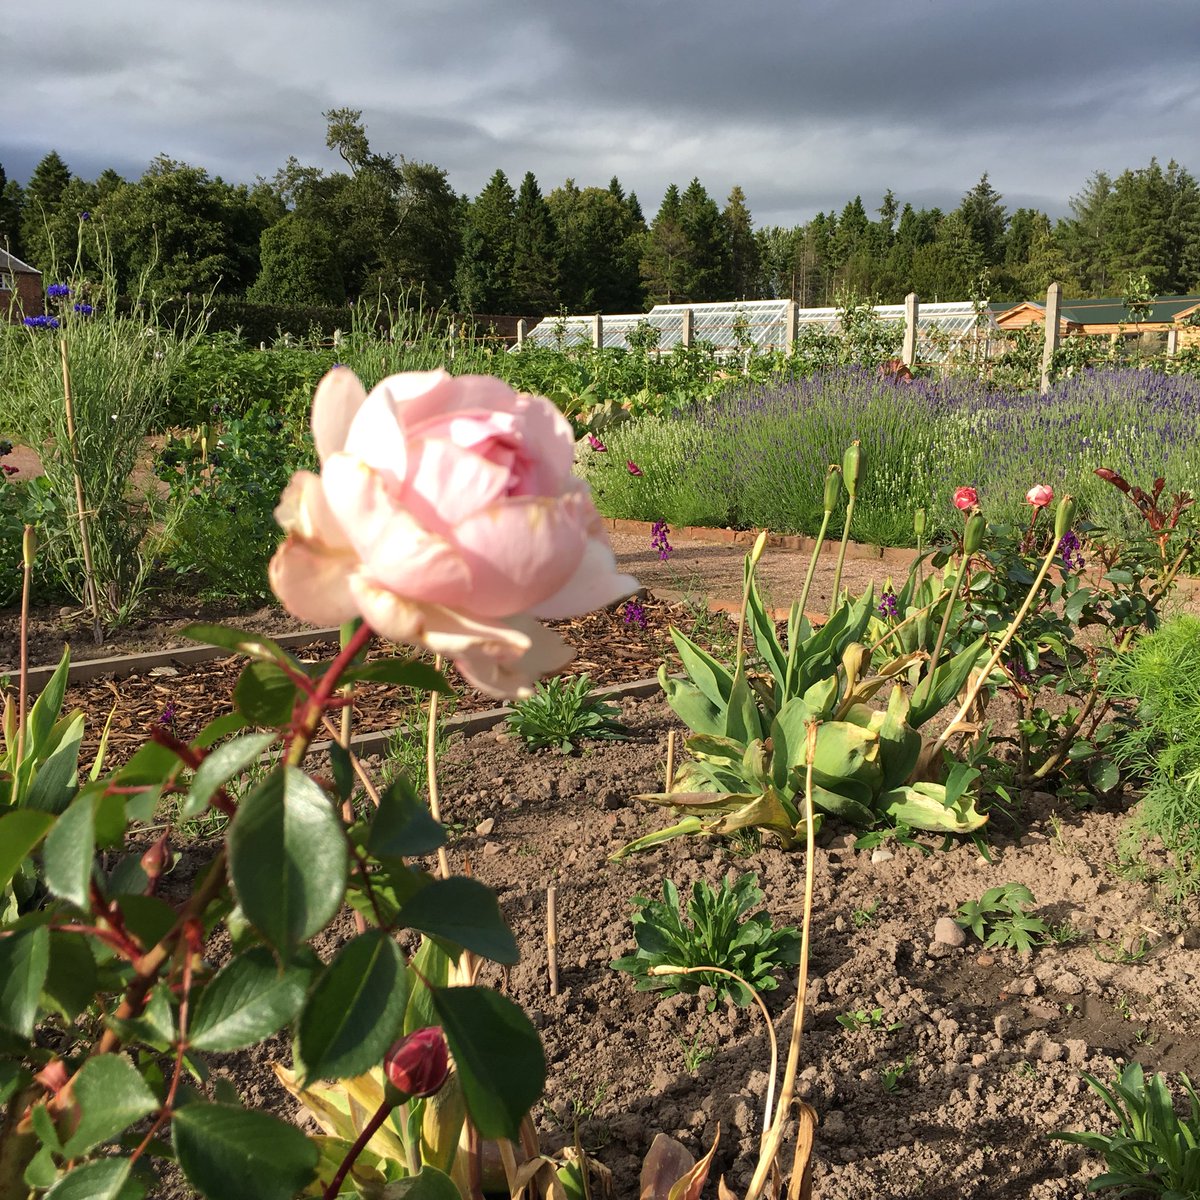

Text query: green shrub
(506, 674), (628, 753)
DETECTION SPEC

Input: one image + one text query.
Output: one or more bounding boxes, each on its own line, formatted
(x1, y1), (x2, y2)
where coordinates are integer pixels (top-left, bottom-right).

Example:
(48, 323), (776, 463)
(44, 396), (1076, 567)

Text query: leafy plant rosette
(0, 368), (641, 1200)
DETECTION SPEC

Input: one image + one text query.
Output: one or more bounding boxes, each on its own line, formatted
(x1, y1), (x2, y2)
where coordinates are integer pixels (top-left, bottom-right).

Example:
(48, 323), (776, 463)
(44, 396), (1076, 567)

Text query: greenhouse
(519, 298), (1000, 362)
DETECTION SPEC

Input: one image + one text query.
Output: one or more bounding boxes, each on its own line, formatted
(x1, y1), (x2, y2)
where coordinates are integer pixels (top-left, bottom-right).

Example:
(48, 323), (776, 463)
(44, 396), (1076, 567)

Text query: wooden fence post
(784, 300), (797, 353)
(681, 308), (693, 349)
(592, 313), (603, 350)
(516, 318), (526, 349)
(1040, 282), (1062, 395)
(902, 292), (919, 367)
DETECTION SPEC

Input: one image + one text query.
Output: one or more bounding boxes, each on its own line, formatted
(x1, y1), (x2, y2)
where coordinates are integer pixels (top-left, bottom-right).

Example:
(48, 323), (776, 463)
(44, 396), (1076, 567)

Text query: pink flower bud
(1025, 484), (1054, 509)
(586, 433), (607, 452)
(953, 486), (978, 511)
(627, 460), (643, 477)
(384, 1027), (449, 1099)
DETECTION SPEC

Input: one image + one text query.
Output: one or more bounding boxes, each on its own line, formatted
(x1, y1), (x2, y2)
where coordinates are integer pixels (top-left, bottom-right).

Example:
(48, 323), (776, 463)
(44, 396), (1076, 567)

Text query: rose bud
(952, 486), (978, 511)
(384, 1027), (450, 1101)
(1025, 484), (1054, 509)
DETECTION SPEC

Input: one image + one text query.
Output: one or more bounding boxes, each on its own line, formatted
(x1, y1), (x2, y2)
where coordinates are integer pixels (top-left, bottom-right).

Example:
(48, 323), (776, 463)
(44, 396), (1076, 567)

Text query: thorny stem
(745, 722), (818, 1200)
(323, 1099), (395, 1200)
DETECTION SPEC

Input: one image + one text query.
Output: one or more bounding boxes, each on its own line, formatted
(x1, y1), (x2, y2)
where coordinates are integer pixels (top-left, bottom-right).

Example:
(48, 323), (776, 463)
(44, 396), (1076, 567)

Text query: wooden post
(592, 313), (603, 350)
(681, 307), (693, 348)
(546, 884), (559, 997)
(1167, 327), (1179, 357)
(784, 300), (798, 353)
(1040, 282), (1062, 395)
(516, 318), (526, 349)
(902, 292), (919, 367)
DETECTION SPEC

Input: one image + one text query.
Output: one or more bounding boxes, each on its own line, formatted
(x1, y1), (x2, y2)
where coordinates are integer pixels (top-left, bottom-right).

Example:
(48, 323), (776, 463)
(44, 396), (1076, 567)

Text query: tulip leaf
(910, 635), (987, 729)
(744, 563), (787, 688)
(26, 649), (71, 757)
(659, 675), (723, 738)
(25, 714), (84, 814)
(380, 1168), (460, 1198)
(668, 627), (735, 710)
(190, 947), (311, 1052)
(297, 929), (407, 1084)
(397, 877), (519, 965)
(228, 767), (348, 954)
(431, 985), (545, 1142)
(173, 1103), (318, 1200)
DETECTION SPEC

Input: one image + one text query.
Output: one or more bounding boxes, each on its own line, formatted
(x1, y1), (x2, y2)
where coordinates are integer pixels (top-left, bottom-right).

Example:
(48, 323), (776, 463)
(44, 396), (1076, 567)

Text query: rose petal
(530, 535), (639, 619)
(403, 433), (515, 528)
(450, 496), (589, 617)
(453, 616), (575, 700)
(275, 471), (352, 549)
(312, 368), (368, 463)
(268, 540), (359, 627)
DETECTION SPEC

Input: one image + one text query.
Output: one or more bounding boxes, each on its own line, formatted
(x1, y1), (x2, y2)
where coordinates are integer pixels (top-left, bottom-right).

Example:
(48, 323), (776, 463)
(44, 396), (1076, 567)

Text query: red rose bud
(953, 486), (978, 512)
(384, 1027), (449, 1100)
(140, 833), (173, 883)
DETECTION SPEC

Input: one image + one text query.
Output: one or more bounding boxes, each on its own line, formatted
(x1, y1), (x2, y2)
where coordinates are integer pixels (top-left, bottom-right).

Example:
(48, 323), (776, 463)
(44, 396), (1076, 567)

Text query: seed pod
(21, 525), (36, 568)
(842, 440), (862, 499)
(823, 465), (843, 514)
(963, 511), (985, 556)
(913, 507), (927, 539)
(1054, 495), (1076, 541)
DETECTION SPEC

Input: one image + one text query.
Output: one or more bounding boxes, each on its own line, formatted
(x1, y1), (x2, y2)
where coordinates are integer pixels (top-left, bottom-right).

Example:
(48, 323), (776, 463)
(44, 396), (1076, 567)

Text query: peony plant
(0, 369), (638, 1200)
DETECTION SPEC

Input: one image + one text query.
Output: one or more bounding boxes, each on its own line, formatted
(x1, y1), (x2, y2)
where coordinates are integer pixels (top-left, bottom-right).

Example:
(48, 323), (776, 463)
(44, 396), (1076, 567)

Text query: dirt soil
(9, 529), (1200, 1198)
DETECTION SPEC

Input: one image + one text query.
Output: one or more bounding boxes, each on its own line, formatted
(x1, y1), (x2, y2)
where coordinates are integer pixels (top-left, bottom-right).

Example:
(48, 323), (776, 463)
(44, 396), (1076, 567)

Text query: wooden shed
(0, 249), (44, 319)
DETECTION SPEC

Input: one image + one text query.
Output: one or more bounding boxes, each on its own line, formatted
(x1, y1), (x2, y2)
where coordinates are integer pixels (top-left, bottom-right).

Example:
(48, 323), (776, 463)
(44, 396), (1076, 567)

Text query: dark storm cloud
(4, 0), (1199, 226)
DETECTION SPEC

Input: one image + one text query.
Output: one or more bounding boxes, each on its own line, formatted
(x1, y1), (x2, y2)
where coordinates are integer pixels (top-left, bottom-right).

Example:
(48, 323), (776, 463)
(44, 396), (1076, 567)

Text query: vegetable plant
(506, 674), (629, 753)
(610, 872), (800, 1009)
(1051, 1063), (1200, 1197)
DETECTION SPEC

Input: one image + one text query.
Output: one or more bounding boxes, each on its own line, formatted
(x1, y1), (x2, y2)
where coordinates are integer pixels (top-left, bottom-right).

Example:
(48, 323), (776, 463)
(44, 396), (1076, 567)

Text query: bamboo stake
(664, 729), (676, 793)
(60, 337), (103, 644)
(426, 654), (451, 881)
(547, 884), (559, 997)
(15, 527), (34, 769)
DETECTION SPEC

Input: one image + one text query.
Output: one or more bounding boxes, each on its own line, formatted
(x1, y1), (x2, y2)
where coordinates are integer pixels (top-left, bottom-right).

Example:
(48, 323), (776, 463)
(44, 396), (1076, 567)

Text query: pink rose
(269, 369), (638, 698)
(1026, 484), (1054, 508)
(953, 486), (978, 511)
(384, 1027), (449, 1099)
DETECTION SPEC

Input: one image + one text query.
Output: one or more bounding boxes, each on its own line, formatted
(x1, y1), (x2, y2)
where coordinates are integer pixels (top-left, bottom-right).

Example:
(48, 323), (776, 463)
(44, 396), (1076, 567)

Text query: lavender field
(584, 368), (1200, 544)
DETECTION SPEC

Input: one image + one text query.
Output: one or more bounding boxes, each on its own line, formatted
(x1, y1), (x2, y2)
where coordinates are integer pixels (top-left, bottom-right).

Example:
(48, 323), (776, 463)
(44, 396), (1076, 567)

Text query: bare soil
(9, 529), (1200, 1198)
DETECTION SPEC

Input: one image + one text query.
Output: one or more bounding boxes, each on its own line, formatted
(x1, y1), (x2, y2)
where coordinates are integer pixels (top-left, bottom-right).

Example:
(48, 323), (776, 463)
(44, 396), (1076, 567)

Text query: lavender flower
(1058, 530), (1085, 571)
(157, 701), (178, 728)
(650, 519), (673, 561)
(877, 590), (899, 620)
(623, 600), (648, 629)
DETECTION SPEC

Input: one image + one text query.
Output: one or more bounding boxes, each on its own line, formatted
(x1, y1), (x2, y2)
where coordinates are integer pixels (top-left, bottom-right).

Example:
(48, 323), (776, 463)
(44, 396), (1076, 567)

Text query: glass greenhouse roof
(520, 300), (998, 362)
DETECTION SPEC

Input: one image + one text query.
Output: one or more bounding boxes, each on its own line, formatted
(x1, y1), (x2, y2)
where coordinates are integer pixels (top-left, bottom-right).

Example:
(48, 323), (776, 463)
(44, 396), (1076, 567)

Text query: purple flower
(627, 460), (643, 477)
(1008, 658), (1033, 685)
(650, 519), (673, 561)
(79, 211), (91, 222)
(46, 283), (70, 299)
(623, 600), (648, 629)
(1058, 530), (1085, 572)
(73, 302), (94, 316)
(157, 701), (177, 728)
(877, 590), (899, 620)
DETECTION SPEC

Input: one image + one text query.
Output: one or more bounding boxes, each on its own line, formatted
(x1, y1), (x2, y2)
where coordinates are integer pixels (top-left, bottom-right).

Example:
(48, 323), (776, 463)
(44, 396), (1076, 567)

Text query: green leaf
(0, 810), (55, 891)
(1088, 758), (1120, 792)
(380, 1168), (460, 1198)
(404, 936), (451, 1036)
(329, 742), (353, 803)
(233, 662), (299, 726)
(172, 1102), (317, 1200)
(180, 624), (297, 666)
(192, 712), (250, 749)
(0, 926), (49, 1037)
(43, 793), (96, 908)
(909, 635), (987, 729)
(341, 659), (451, 690)
(43, 932), (98, 1023)
(25, 714), (84, 813)
(723, 669), (762, 746)
(190, 948), (311, 1053)
(182, 733), (277, 820)
(61, 1054), (159, 1157)
(368, 775), (446, 858)
(431, 985), (545, 1142)
(668, 627), (735, 710)
(398, 878), (518, 965)
(228, 768), (348, 954)
(297, 929), (406, 1083)
(45, 1159), (144, 1200)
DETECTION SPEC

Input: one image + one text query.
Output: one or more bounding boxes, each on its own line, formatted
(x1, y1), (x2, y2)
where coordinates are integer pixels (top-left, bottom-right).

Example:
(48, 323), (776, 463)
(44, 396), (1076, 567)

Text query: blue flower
(73, 303), (94, 316)
(23, 315), (60, 329)
(46, 283), (71, 299)
(79, 211), (91, 221)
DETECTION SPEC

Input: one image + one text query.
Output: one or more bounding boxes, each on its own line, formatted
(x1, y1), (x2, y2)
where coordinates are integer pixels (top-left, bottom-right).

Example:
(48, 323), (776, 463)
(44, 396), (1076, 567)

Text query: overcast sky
(6, 0), (1199, 227)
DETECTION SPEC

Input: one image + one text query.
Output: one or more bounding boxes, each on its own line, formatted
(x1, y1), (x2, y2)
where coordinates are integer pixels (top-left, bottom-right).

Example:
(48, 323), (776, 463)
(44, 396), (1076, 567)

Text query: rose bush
(270, 368), (637, 697)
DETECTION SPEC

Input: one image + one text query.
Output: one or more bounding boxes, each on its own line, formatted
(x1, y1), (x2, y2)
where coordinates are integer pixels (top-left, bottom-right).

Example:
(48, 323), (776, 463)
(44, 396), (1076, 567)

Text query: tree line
(3, 109), (1199, 316)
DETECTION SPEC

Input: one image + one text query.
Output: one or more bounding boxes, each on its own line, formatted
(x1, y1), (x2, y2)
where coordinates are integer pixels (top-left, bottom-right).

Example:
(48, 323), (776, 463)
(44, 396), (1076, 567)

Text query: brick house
(0, 248), (44, 319)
